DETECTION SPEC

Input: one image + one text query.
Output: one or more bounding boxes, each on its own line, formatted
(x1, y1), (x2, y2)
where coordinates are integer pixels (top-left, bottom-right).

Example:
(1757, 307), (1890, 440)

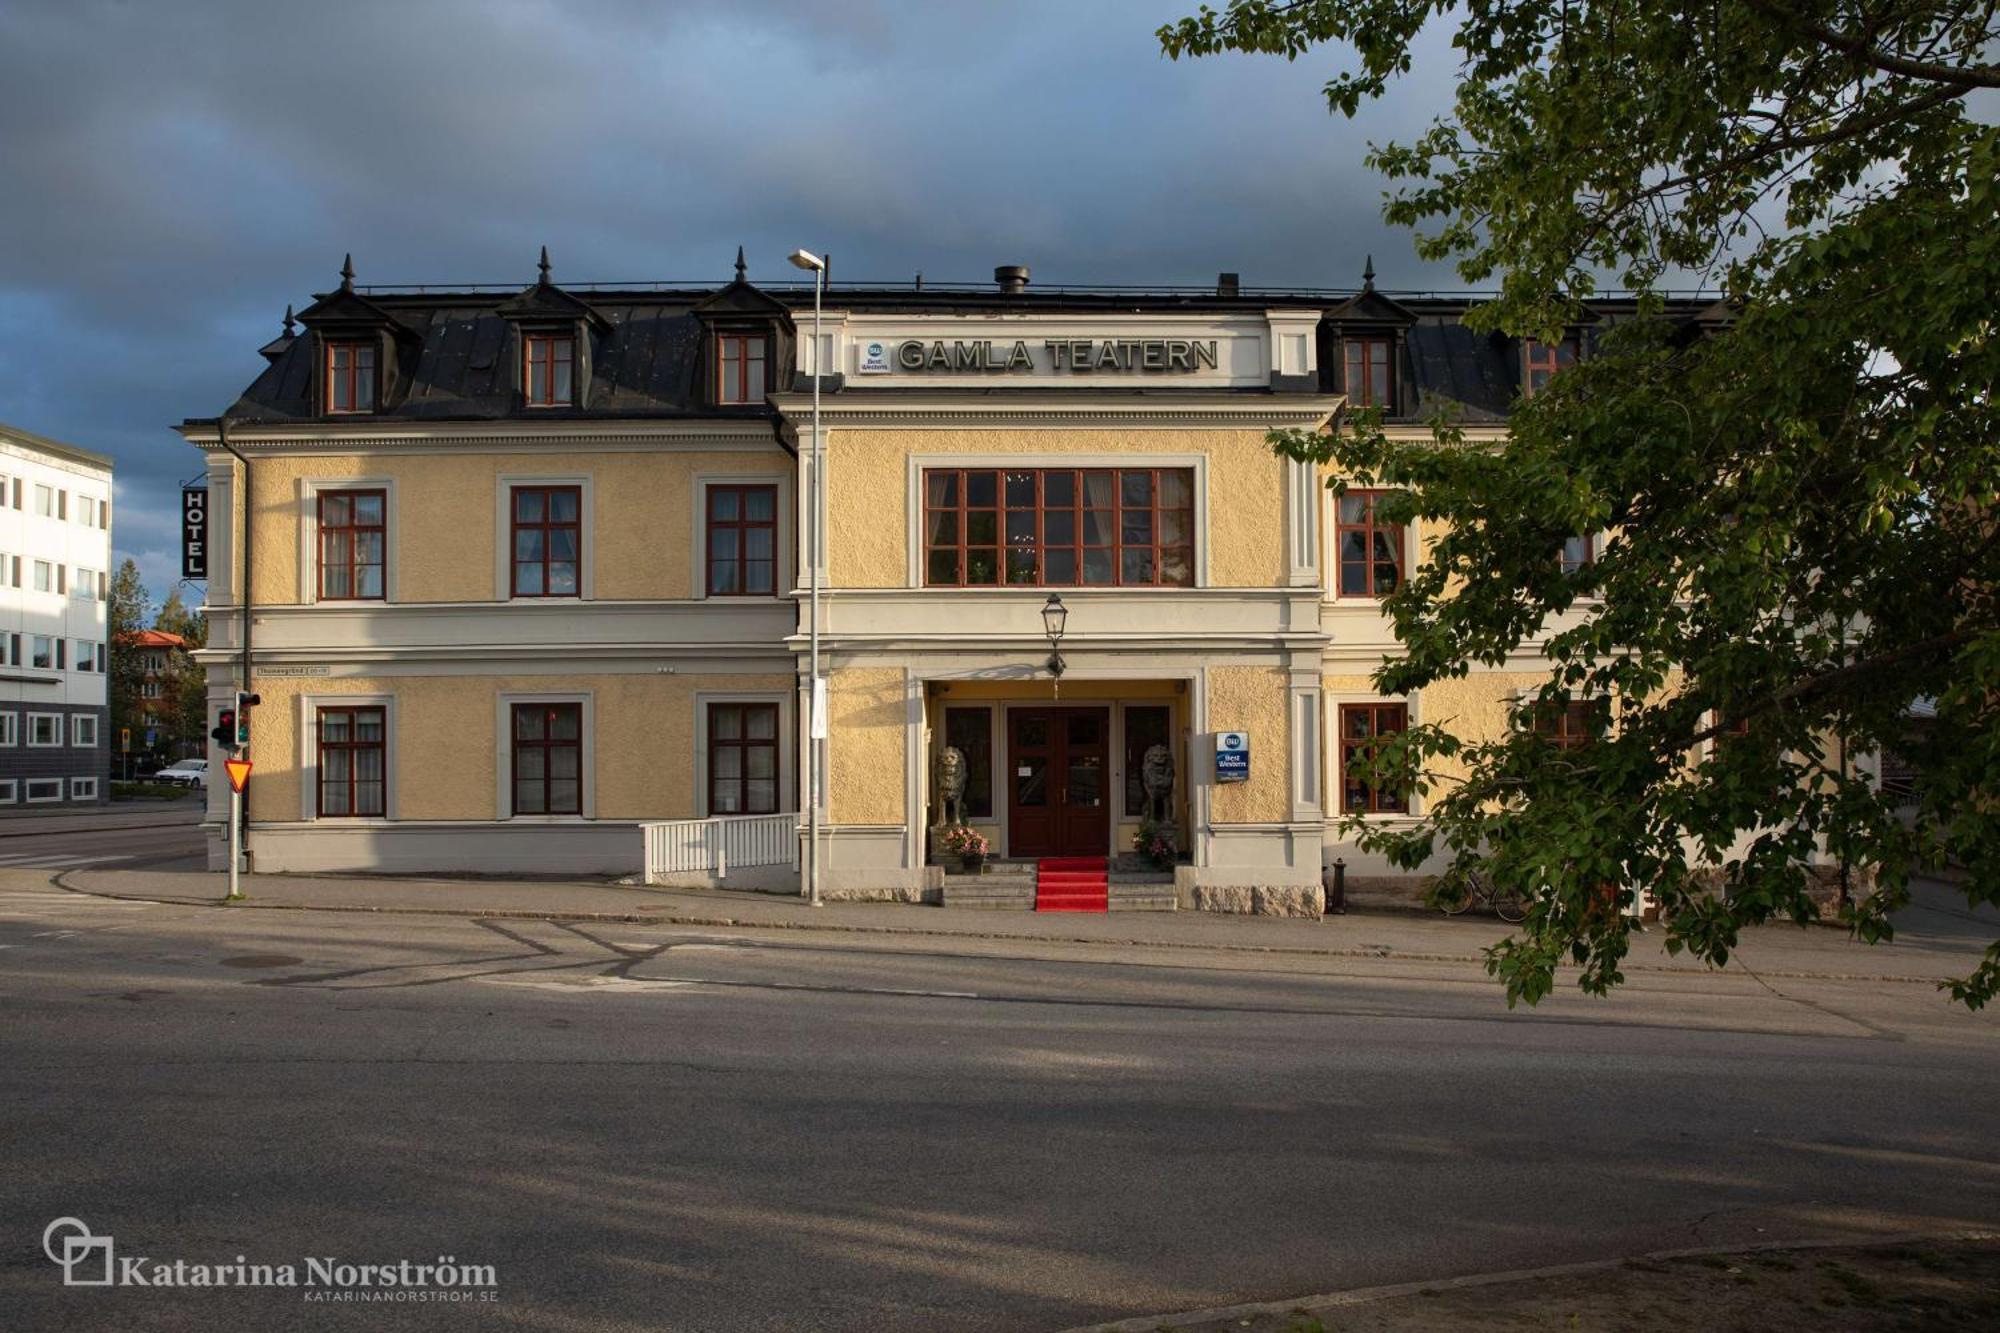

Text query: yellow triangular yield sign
(224, 758), (253, 793)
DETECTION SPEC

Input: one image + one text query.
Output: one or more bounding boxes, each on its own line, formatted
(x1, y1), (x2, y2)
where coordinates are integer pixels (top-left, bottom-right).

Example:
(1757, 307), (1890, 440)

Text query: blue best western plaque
(1215, 731), (1249, 783)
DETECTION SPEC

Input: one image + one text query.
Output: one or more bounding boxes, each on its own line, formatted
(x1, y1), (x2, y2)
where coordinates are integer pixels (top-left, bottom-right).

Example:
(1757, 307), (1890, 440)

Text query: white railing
(641, 812), (799, 884)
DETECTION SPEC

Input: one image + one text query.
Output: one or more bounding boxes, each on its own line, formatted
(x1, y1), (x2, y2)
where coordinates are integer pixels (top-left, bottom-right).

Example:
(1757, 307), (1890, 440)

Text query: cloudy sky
(0, 0), (1461, 605)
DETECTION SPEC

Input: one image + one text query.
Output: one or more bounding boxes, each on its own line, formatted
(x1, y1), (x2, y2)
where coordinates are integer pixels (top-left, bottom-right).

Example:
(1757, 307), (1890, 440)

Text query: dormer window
(1522, 337), (1577, 397)
(1343, 337), (1394, 409)
(718, 333), (768, 405)
(327, 340), (377, 413)
(523, 332), (575, 407)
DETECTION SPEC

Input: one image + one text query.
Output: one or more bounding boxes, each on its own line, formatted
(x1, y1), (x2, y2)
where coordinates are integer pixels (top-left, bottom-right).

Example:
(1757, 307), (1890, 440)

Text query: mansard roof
(200, 264), (1714, 427)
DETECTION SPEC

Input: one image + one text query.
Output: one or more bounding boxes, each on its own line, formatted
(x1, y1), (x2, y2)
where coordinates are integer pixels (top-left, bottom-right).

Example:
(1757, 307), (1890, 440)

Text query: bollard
(1329, 857), (1347, 915)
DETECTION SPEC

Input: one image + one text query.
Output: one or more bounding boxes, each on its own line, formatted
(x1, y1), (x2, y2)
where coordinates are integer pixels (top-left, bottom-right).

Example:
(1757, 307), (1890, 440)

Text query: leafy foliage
(1162, 1), (1999, 1005)
(106, 559), (149, 749)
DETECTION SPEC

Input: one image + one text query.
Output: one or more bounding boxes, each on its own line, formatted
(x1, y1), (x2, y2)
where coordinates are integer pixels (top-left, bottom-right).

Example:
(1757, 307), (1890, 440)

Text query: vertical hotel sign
(180, 487), (208, 579)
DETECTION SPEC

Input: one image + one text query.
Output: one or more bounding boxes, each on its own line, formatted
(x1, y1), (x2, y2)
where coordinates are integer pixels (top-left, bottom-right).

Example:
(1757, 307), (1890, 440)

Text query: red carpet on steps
(1036, 857), (1109, 913)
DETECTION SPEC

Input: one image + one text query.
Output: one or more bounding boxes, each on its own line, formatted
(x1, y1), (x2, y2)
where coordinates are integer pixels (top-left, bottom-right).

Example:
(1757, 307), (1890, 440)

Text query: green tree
(152, 588), (207, 755)
(1162, 2), (1999, 1005)
(106, 559), (149, 753)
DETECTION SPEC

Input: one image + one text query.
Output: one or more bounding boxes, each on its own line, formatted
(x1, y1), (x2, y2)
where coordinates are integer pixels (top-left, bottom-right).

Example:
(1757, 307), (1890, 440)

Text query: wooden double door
(1007, 707), (1110, 859)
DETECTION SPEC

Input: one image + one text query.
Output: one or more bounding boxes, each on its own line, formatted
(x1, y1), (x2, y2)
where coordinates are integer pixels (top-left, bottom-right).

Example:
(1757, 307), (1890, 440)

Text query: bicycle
(1440, 868), (1528, 923)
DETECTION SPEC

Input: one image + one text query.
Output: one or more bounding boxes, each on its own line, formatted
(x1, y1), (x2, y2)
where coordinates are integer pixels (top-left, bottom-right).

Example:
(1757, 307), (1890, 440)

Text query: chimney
(1217, 272), (1240, 298)
(995, 264), (1030, 296)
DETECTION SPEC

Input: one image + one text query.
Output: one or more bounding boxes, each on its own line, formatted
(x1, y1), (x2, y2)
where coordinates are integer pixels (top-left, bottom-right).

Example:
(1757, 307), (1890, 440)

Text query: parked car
(152, 759), (208, 788)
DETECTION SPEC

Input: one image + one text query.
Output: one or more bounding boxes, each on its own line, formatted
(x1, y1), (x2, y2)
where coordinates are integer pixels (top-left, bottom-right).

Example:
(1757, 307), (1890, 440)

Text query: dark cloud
(0, 0), (1459, 601)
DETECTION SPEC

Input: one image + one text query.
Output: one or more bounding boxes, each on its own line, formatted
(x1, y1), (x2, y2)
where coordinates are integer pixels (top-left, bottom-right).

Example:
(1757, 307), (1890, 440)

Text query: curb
(46, 872), (1959, 986)
(1058, 1228), (2000, 1332)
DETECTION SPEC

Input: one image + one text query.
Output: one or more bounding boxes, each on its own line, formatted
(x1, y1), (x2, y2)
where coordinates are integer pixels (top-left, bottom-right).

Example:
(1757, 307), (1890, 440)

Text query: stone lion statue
(1142, 743), (1175, 821)
(936, 745), (968, 826)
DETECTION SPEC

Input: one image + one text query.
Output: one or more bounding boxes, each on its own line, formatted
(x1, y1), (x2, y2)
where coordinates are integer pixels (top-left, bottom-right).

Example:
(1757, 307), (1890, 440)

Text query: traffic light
(234, 691), (260, 747)
(211, 708), (237, 752)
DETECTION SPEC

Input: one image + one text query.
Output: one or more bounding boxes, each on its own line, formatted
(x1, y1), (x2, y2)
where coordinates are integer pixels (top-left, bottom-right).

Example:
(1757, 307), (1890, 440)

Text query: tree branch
(1747, 0), (2000, 86)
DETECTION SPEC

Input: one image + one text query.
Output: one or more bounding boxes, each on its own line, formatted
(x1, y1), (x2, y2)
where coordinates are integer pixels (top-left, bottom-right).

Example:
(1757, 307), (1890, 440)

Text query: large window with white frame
(317, 489), (387, 600)
(923, 466), (1195, 588)
(71, 715), (99, 747)
(27, 713), (61, 747)
(0, 779), (15, 804)
(510, 701), (583, 816)
(1333, 490), (1405, 597)
(0, 713), (16, 746)
(25, 778), (61, 803)
(316, 706), (387, 817)
(70, 777), (98, 801)
(1339, 702), (1409, 814)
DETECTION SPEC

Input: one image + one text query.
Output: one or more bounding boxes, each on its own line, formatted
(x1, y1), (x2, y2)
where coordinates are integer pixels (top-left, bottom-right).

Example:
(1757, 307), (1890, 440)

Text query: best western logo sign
(858, 338), (1220, 375)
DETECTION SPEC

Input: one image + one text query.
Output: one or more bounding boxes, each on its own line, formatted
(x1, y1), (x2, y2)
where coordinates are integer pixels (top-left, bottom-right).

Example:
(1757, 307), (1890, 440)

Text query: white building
(0, 421), (113, 807)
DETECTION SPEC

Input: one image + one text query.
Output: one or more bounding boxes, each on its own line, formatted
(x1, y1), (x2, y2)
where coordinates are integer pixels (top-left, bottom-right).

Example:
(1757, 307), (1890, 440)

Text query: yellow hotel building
(181, 255), (1703, 911)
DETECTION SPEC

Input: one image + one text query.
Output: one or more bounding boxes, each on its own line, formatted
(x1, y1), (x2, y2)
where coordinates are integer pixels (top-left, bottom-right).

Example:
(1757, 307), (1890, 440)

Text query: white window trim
(692, 474), (792, 600)
(494, 474), (595, 602)
(70, 777), (98, 801)
(26, 712), (62, 748)
(71, 714), (98, 748)
(0, 779), (15, 804)
(495, 690), (595, 821)
(1325, 488), (1418, 604)
(903, 453), (1211, 590)
(694, 690), (795, 818)
(296, 476), (399, 604)
(0, 713), (16, 746)
(25, 778), (62, 804)
(1326, 691), (1422, 821)
(296, 693), (395, 821)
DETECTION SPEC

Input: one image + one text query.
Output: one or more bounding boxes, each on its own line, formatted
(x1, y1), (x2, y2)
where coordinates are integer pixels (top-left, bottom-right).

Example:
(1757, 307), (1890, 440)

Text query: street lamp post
(788, 248), (826, 907)
(1042, 593), (1068, 700)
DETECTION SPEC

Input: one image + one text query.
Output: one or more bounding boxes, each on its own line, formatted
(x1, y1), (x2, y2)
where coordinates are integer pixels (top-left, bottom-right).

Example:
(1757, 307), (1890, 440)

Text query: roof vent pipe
(1217, 272), (1240, 297)
(995, 265), (1030, 295)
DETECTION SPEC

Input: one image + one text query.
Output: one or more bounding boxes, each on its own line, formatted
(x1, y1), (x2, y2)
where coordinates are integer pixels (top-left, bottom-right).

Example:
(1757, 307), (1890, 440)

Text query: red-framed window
(708, 702), (779, 815)
(922, 467), (1194, 588)
(317, 706), (385, 817)
(1522, 337), (1577, 397)
(1340, 702), (1408, 814)
(317, 489), (385, 599)
(1535, 698), (1608, 751)
(1560, 533), (1597, 574)
(523, 333), (574, 407)
(1343, 337), (1393, 409)
(326, 340), (376, 413)
(1335, 490), (1404, 597)
(510, 485), (581, 597)
(706, 485), (778, 596)
(717, 333), (768, 405)
(512, 702), (581, 816)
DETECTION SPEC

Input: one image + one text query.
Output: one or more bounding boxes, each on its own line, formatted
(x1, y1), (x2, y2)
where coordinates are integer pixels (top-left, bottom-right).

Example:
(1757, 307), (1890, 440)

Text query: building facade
(182, 257), (1704, 904)
(0, 421), (112, 807)
(119, 628), (192, 767)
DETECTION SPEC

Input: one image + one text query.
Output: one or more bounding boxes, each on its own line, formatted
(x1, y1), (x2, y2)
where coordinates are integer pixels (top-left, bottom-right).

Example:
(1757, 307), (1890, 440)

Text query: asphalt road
(0, 802), (207, 872)
(0, 871), (1994, 1332)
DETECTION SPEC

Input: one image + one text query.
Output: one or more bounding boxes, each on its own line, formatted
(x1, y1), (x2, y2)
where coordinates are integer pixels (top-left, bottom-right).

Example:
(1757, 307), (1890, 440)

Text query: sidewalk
(57, 864), (1991, 984)
(0, 802), (201, 839)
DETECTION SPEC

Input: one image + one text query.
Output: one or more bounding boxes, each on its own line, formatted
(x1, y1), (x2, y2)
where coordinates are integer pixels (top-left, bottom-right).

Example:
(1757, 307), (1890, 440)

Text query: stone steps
(938, 880), (1175, 912)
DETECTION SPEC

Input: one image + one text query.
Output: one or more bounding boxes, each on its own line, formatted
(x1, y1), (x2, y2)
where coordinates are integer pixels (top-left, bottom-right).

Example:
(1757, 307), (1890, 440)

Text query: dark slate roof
(224, 296), (735, 424)
(207, 276), (1713, 428)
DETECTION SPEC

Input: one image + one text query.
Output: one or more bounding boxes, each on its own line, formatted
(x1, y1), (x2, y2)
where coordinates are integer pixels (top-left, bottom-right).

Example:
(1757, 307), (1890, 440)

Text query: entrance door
(1007, 707), (1110, 858)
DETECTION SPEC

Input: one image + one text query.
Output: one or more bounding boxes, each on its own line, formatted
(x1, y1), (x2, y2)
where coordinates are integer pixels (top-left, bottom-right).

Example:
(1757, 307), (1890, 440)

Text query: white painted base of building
(217, 821), (646, 878)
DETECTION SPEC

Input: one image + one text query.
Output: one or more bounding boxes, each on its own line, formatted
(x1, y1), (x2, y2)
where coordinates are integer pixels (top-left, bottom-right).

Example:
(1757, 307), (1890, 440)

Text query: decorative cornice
(768, 392), (1341, 431)
(178, 419), (782, 454)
